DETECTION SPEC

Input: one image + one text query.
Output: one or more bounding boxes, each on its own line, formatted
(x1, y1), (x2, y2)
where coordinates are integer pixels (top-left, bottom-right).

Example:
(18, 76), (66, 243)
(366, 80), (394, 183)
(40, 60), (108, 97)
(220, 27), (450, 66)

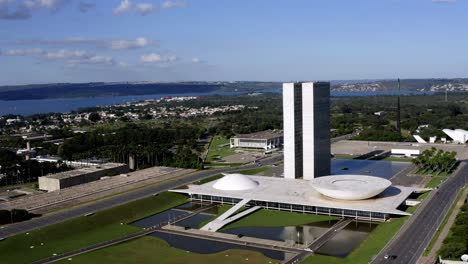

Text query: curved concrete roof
(443, 128), (468, 143)
(212, 174), (259, 191)
(310, 175), (391, 200)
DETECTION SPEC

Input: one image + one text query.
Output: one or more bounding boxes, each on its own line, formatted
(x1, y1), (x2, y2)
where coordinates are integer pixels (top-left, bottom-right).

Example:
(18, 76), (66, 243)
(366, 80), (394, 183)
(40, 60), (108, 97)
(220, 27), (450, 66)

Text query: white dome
(212, 174), (259, 191)
(310, 175), (391, 200)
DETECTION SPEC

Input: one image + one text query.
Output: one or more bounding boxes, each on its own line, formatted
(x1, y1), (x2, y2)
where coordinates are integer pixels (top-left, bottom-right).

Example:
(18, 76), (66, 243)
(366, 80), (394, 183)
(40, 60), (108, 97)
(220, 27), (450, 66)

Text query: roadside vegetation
(437, 192), (468, 260)
(423, 187), (467, 257)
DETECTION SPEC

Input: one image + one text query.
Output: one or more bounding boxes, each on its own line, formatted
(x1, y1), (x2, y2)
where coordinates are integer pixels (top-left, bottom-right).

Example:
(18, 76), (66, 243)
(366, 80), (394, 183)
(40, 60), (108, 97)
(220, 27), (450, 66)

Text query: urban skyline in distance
(1, 0), (468, 85)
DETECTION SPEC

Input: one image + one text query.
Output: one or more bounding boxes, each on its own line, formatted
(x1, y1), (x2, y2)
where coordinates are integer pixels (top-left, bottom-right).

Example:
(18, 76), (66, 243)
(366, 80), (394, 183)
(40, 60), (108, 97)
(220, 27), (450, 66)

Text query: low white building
(230, 130), (283, 150)
(38, 163), (129, 192)
(391, 149), (420, 157)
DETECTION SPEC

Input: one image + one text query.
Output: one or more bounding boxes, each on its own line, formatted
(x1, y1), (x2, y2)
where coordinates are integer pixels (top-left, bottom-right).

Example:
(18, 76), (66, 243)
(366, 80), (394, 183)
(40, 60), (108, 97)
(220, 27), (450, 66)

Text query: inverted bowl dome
(212, 174), (259, 191)
(310, 175), (391, 200)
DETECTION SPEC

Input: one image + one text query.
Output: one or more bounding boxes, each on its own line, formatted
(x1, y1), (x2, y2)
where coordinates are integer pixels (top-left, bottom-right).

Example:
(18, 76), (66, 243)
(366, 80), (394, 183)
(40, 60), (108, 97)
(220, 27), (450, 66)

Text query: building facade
(230, 130), (283, 150)
(38, 163), (129, 192)
(283, 82), (331, 179)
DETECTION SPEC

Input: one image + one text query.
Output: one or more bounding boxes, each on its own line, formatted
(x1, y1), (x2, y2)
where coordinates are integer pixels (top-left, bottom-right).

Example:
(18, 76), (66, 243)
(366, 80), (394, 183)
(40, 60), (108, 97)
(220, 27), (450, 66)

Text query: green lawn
(425, 176), (449, 188)
(333, 155), (358, 160)
(235, 167), (270, 175)
(0, 192), (188, 263)
(56, 236), (278, 264)
(379, 157), (413, 162)
(205, 136), (235, 162)
(199, 205), (337, 230)
(222, 208), (337, 230)
(197, 174), (223, 185)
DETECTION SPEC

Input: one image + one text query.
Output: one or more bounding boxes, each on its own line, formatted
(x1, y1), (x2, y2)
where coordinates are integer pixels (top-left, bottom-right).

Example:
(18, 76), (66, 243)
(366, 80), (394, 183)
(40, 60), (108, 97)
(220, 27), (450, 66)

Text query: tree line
(0, 149), (71, 186)
(412, 147), (457, 175)
(57, 123), (205, 170)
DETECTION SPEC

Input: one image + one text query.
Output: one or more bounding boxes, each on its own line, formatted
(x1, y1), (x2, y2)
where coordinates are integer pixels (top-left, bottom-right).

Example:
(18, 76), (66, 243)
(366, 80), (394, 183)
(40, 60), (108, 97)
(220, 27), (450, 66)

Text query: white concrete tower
(283, 82), (330, 179)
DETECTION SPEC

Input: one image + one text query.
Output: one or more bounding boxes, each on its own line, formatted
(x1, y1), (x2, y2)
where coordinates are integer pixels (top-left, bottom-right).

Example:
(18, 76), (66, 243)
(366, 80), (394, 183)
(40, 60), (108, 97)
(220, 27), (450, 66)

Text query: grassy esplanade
(0, 192), (188, 263)
(1, 192), (278, 264)
(199, 205), (338, 230)
(55, 237), (278, 264)
(205, 136), (235, 162)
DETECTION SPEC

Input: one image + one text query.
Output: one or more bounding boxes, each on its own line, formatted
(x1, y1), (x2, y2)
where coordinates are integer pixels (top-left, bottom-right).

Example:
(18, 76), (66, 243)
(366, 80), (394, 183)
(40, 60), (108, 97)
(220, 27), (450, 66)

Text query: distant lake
(0, 88), (432, 116)
(0, 90), (268, 116)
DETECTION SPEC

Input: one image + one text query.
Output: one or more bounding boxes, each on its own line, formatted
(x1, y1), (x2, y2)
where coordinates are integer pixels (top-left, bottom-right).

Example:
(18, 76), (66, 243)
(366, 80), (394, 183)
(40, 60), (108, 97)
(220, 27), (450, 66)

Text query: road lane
(372, 161), (467, 264)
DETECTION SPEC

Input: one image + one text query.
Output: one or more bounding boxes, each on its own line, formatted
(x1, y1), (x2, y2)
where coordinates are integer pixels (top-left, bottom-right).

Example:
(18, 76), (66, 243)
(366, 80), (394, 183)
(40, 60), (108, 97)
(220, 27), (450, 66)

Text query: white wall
(283, 82), (296, 179)
(302, 83), (316, 180)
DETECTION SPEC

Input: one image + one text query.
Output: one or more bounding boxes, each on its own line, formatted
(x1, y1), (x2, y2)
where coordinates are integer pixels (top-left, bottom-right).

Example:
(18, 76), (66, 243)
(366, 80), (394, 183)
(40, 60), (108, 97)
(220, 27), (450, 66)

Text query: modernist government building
(172, 82), (422, 227)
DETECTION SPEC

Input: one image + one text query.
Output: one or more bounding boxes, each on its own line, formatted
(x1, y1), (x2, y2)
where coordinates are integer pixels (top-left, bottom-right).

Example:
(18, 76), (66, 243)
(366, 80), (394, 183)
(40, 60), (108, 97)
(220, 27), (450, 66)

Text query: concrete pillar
(128, 154), (135, 170)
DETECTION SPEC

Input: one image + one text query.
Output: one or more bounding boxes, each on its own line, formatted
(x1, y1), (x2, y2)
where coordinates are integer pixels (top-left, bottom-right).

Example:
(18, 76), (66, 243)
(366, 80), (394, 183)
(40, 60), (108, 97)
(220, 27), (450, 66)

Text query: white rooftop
(212, 173), (259, 191)
(172, 174), (416, 216)
(311, 175), (391, 200)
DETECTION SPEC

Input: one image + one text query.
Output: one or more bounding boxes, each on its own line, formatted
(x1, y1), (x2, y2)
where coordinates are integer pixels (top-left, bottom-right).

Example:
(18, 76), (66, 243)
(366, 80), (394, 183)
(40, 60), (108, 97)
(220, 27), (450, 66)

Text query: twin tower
(283, 82), (331, 180)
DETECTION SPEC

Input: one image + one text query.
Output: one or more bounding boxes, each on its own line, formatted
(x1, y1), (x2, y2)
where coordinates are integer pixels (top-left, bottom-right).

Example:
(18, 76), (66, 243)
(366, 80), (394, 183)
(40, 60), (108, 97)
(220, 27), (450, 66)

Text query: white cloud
(3, 47), (116, 66)
(141, 53), (177, 63)
(118, 62), (128, 67)
(136, 3), (154, 15)
(0, 0), (70, 20)
(114, 0), (155, 15)
(16, 37), (154, 50)
(25, 0), (70, 11)
(42, 49), (91, 60)
(161, 0), (186, 9)
(191, 57), (200, 63)
(432, 0), (456, 3)
(0, 0), (33, 19)
(16, 37), (100, 46)
(113, 0), (132, 15)
(111, 37), (151, 50)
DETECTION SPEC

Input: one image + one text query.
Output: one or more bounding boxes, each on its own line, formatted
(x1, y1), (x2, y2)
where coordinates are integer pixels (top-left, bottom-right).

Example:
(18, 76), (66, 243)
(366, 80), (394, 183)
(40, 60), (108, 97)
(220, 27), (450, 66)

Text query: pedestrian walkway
(161, 224), (304, 251)
(307, 218), (353, 252)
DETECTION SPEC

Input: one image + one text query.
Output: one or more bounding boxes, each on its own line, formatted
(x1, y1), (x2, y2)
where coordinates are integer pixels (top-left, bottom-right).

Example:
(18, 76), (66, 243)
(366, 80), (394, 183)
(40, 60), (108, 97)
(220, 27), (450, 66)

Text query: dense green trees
(0, 149), (70, 186)
(354, 127), (403, 142)
(412, 147), (457, 175)
(58, 123), (204, 170)
(88, 112), (101, 122)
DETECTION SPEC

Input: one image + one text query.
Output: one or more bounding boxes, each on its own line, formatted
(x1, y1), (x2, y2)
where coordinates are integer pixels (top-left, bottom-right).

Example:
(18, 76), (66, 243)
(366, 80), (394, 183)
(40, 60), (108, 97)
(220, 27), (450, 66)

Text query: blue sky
(0, 0), (467, 85)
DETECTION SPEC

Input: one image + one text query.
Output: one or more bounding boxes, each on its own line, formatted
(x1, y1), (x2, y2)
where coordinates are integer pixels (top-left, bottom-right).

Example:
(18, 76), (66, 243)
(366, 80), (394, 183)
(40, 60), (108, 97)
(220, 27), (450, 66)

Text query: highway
(372, 161), (467, 264)
(0, 154), (283, 239)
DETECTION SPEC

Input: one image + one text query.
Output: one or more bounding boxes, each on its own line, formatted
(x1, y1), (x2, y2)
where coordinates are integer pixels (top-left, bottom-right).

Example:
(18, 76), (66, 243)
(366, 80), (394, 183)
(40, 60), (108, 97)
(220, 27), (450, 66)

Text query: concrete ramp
(216, 198), (250, 221)
(413, 135), (427, 143)
(201, 199), (261, 232)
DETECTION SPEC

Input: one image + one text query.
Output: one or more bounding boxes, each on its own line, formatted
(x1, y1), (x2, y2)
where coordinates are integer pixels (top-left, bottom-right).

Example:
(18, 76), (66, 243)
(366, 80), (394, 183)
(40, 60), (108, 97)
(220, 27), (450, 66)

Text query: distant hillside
(0, 79), (467, 100)
(0, 82), (281, 101)
(332, 78), (468, 92)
